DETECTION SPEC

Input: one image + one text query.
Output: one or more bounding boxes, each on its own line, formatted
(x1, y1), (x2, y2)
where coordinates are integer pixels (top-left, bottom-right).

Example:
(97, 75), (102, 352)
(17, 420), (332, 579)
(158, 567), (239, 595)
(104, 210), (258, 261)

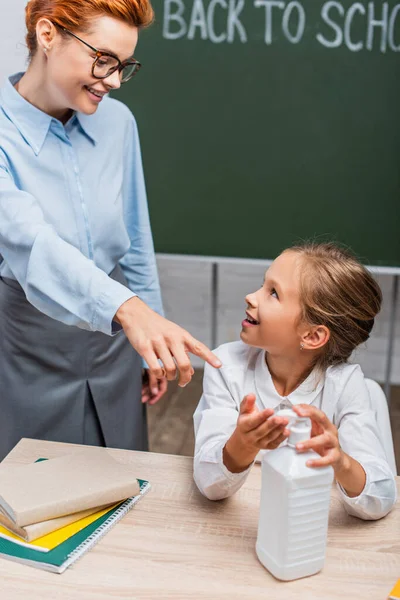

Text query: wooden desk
(0, 439), (399, 599)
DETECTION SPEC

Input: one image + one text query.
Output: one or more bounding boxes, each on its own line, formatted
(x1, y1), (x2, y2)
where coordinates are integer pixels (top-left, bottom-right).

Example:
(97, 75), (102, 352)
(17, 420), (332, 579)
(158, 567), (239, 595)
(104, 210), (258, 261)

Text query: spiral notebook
(0, 502), (120, 552)
(0, 479), (150, 573)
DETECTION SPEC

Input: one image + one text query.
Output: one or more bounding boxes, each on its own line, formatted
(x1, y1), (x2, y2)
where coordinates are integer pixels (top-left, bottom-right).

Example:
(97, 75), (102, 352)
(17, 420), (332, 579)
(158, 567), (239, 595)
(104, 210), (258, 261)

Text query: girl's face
(240, 251), (305, 355)
(39, 16), (138, 115)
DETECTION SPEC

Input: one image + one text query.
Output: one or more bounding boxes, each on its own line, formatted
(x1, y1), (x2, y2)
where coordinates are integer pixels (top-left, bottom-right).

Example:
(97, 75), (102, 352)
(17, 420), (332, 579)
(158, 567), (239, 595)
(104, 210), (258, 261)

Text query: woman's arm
(0, 155), (133, 335)
(0, 145), (220, 386)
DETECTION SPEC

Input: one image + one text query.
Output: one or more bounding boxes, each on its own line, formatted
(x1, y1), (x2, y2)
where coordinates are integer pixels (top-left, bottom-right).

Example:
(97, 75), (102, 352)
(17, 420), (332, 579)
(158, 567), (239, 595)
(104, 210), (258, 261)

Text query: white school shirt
(193, 341), (397, 520)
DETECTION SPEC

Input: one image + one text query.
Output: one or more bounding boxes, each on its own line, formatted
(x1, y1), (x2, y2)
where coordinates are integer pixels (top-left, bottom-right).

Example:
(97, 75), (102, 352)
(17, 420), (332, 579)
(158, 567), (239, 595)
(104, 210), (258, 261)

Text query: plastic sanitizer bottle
(256, 409), (333, 581)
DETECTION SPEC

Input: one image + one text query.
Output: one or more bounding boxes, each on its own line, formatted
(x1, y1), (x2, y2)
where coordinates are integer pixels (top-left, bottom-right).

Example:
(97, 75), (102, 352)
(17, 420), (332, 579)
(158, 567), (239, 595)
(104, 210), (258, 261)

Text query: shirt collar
(0, 73), (52, 156)
(75, 112), (98, 145)
(0, 72), (97, 155)
(255, 350), (325, 410)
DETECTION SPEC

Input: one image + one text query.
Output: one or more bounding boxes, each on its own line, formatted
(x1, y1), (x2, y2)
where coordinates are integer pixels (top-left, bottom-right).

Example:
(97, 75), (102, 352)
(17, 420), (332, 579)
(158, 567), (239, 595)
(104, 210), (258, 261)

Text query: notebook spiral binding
(60, 480), (151, 573)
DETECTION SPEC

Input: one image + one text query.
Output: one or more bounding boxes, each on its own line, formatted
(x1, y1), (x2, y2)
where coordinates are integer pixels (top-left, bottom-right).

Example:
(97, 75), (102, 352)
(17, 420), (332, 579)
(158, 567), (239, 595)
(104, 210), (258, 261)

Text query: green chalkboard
(114, 0), (400, 266)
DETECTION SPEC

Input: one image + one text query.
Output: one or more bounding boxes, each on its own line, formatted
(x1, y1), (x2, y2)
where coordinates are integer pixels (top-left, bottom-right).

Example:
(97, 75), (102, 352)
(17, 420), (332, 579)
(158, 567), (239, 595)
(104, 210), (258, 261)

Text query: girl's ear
(301, 325), (330, 351)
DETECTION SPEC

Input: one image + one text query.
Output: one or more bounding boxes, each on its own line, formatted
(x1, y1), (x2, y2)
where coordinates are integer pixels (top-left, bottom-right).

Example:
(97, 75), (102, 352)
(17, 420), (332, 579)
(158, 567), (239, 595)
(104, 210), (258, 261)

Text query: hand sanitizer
(256, 409), (333, 581)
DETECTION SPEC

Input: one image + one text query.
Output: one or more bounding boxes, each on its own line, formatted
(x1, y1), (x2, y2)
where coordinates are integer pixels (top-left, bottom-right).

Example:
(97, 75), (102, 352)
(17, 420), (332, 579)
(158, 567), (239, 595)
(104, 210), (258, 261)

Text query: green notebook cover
(0, 478), (150, 573)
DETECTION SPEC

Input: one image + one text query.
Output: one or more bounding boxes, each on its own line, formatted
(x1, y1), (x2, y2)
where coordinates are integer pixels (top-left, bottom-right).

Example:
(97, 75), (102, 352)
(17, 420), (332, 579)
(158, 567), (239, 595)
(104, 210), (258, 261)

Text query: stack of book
(0, 449), (150, 573)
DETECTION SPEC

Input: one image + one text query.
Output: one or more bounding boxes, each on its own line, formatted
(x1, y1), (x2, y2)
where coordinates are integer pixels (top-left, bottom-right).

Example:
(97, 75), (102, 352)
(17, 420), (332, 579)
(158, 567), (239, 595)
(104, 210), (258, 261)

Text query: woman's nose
(104, 70), (122, 90)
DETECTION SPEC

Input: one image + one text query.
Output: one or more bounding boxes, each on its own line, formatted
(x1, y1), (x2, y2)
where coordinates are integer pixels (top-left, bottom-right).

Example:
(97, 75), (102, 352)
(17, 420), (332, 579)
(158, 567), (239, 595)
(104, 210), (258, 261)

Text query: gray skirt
(0, 266), (147, 461)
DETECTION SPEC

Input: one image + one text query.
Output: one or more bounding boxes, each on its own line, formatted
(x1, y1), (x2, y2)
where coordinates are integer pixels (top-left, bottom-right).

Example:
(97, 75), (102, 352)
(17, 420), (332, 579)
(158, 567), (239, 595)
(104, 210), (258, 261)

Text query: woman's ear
(36, 18), (57, 52)
(301, 325), (330, 351)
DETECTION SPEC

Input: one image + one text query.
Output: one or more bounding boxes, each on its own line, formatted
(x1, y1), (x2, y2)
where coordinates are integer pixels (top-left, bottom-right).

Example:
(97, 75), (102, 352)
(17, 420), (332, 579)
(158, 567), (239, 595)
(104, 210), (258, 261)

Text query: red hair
(25, 0), (154, 56)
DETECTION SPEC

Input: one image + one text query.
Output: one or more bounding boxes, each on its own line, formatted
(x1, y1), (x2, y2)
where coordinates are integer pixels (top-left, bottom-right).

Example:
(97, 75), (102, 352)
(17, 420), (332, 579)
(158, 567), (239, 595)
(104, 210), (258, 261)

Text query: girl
(194, 243), (397, 520)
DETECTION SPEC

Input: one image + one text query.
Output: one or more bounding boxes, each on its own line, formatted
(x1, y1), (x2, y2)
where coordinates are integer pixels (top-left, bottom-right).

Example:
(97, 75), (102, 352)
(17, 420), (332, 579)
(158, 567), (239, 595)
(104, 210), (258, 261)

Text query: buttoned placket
(50, 119), (94, 261)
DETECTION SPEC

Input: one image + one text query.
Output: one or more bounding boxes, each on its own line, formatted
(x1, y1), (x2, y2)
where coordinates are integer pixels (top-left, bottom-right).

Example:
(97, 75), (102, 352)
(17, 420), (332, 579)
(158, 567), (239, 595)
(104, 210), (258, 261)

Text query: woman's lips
(85, 86), (105, 103)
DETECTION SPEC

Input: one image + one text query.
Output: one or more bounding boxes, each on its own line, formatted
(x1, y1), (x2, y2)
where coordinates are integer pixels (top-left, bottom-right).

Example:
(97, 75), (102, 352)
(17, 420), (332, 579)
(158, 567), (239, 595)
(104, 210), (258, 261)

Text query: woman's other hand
(141, 369), (168, 405)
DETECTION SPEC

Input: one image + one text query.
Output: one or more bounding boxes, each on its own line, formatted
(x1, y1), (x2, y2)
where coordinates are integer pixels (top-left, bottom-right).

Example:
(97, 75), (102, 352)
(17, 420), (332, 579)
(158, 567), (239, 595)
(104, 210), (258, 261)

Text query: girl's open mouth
(242, 313), (260, 327)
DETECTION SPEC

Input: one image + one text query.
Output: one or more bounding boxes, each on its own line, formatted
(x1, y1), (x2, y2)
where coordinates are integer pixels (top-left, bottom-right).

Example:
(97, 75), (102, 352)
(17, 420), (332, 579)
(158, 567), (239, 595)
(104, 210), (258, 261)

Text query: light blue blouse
(0, 73), (163, 336)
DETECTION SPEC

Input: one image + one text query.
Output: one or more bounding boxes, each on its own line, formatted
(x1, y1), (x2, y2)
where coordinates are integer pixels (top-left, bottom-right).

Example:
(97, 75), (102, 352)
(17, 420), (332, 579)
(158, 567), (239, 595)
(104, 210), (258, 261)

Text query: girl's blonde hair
(286, 242), (382, 370)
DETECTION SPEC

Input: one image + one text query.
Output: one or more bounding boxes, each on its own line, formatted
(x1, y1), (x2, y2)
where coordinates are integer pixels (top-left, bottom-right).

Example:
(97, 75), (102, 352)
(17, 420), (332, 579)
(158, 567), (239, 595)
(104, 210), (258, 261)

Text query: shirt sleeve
(193, 360), (253, 500)
(118, 113), (164, 318)
(334, 366), (397, 520)
(0, 157), (134, 335)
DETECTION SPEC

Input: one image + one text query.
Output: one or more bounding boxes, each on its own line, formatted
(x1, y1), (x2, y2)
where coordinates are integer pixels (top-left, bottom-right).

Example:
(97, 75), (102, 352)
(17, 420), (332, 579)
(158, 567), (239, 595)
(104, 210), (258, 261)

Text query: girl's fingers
(239, 394), (257, 415)
(296, 433), (333, 454)
(306, 454), (335, 468)
(253, 415), (288, 441)
(296, 435), (326, 454)
(241, 408), (274, 433)
(258, 421), (289, 447)
(293, 404), (333, 432)
(263, 432), (288, 450)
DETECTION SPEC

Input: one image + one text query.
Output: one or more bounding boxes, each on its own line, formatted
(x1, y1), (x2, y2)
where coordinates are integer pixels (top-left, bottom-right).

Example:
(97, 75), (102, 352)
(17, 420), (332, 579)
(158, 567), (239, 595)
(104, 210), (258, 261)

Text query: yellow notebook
(389, 580), (400, 600)
(0, 502), (120, 552)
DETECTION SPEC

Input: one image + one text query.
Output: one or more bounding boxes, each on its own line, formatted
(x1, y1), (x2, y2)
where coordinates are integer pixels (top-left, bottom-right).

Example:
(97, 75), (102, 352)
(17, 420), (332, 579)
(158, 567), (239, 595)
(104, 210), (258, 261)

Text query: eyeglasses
(60, 27), (141, 83)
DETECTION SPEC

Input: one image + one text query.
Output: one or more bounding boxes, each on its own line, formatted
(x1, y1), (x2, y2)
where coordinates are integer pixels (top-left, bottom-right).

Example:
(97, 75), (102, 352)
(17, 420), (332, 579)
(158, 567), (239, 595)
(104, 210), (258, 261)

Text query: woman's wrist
(114, 296), (142, 327)
(223, 431), (258, 474)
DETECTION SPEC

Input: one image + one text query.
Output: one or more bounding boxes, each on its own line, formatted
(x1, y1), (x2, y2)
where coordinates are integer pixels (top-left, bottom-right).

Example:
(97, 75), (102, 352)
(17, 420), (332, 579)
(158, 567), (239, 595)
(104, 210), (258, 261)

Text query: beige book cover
(0, 503), (112, 542)
(0, 448), (140, 527)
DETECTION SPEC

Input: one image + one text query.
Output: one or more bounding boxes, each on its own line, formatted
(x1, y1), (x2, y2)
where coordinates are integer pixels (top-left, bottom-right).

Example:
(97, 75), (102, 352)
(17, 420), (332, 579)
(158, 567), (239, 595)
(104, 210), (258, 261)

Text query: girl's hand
(292, 404), (345, 470)
(292, 404), (366, 497)
(141, 370), (168, 405)
(223, 394), (290, 473)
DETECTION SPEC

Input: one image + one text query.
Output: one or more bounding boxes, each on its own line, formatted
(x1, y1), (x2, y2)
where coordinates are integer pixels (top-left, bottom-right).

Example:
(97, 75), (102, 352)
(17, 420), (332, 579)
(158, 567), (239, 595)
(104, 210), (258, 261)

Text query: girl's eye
(271, 288), (279, 299)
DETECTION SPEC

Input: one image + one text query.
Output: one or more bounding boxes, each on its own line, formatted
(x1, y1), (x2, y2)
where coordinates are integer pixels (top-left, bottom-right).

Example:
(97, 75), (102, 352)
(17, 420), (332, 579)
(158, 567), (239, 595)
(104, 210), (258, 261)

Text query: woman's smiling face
(36, 15), (138, 115)
(240, 251), (304, 354)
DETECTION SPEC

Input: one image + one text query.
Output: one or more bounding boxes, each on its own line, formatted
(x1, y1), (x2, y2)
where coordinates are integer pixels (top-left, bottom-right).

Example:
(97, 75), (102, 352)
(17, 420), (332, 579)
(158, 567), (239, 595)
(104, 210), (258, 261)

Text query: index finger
(185, 337), (222, 368)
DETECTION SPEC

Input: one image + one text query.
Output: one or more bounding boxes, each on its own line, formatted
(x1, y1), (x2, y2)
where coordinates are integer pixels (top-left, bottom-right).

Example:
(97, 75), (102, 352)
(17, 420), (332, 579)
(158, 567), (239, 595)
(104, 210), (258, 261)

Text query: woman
(0, 0), (221, 460)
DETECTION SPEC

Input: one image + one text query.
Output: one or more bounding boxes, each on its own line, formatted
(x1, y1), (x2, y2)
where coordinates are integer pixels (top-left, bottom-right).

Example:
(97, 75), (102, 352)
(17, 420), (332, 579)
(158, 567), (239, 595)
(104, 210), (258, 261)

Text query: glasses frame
(59, 26), (141, 83)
